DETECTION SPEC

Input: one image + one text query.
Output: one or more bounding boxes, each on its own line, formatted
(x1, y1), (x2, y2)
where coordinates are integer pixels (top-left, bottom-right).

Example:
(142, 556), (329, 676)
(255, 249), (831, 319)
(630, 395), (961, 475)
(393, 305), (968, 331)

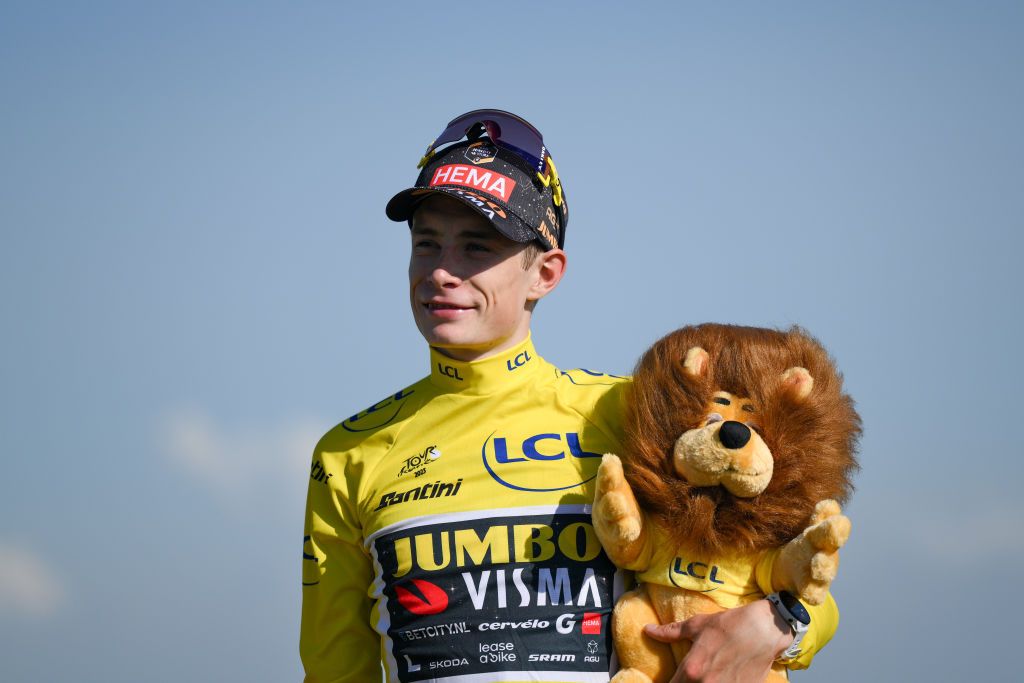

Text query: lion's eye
(742, 404), (755, 413)
(712, 397), (731, 406)
(706, 413), (724, 425)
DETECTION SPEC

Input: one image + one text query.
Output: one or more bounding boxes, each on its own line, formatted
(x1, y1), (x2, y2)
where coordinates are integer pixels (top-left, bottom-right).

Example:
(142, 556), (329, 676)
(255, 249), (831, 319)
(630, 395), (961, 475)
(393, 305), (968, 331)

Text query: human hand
(643, 599), (791, 682)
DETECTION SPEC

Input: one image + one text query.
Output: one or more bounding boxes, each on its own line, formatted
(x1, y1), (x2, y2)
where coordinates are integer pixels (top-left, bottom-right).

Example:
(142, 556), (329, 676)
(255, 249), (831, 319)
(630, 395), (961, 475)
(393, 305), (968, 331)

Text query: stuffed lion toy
(593, 324), (860, 682)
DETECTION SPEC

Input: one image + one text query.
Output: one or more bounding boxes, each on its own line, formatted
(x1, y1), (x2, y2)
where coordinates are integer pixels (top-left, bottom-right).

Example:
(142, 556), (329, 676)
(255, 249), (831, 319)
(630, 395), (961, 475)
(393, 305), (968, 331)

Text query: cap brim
(385, 187), (538, 244)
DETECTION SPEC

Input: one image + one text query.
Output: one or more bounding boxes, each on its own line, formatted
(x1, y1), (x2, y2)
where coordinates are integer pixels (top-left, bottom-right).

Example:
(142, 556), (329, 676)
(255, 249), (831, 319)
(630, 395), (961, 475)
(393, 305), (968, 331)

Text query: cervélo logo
(429, 164), (516, 202)
(481, 431), (602, 492)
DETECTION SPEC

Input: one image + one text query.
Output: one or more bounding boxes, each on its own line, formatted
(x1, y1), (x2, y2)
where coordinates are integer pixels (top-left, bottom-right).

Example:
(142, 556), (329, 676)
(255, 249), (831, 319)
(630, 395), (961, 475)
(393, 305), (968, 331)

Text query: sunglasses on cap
(417, 109), (566, 224)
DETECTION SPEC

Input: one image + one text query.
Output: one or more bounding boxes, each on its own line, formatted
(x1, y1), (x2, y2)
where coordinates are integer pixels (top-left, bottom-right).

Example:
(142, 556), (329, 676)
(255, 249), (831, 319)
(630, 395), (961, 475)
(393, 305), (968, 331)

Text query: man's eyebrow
(462, 229), (498, 240)
(411, 225), (499, 241)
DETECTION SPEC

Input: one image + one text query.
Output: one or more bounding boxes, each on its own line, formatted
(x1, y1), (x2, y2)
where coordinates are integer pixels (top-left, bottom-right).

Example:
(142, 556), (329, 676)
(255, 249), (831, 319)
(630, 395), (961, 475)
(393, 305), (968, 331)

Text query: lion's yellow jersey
(636, 545), (838, 666)
(300, 336), (835, 682)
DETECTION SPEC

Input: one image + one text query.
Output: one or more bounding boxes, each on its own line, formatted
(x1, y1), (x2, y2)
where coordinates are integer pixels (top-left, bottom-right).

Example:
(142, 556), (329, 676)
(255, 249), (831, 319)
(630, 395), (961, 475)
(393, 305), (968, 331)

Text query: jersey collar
(429, 335), (543, 395)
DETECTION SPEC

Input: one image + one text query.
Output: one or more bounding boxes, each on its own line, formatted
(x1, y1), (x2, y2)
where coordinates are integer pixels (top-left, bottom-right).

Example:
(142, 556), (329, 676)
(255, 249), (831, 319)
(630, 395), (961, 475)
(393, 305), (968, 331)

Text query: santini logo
(375, 479), (463, 511)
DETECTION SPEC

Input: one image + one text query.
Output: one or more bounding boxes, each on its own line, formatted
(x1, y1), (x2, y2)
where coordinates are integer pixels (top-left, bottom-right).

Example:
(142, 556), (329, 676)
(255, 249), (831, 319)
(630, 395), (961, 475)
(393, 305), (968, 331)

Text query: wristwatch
(766, 591), (810, 662)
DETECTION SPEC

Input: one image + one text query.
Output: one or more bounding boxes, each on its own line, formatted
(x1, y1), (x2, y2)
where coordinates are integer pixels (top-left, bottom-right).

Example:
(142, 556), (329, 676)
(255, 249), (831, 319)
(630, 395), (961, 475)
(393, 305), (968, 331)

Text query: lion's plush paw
(597, 453), (627, 494)
(775, 500), (851, 605)
(593, 454), (647, 559)
(594, 455), (641, 533)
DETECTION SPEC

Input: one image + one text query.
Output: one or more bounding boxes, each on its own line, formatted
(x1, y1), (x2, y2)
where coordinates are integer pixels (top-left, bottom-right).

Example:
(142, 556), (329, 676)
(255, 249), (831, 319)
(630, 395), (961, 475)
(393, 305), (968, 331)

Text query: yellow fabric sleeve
(300, 444), (381, 683)
(754, 548), (840, 669)
(788, 593), (838, 670)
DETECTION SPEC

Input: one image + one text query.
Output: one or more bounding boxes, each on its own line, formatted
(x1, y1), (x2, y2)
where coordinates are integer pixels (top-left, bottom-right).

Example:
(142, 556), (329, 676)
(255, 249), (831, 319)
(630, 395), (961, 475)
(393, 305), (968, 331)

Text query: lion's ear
(683, 347), (709, 378)
(780, 367), (814, 401)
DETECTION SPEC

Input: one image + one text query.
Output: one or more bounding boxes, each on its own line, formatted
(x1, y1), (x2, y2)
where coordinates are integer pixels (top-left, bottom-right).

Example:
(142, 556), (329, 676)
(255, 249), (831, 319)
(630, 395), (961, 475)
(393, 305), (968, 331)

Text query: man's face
(409, 195), (539, 362)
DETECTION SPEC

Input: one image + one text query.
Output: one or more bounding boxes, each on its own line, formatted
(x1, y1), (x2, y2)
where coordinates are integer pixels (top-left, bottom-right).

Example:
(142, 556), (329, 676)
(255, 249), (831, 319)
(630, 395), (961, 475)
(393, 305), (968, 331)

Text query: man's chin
(418, 325), (475, 352)
(419, 330), (497, 362)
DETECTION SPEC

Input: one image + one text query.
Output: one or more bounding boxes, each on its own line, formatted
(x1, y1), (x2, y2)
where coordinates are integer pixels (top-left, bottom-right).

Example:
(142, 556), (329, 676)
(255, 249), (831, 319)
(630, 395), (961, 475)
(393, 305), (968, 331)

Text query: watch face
(780, 591), (811, 625)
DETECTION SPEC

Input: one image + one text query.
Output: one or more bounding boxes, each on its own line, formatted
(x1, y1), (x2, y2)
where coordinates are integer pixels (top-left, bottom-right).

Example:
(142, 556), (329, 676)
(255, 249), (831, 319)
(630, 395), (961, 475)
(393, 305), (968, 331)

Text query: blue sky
(2, 2), (1021, 681)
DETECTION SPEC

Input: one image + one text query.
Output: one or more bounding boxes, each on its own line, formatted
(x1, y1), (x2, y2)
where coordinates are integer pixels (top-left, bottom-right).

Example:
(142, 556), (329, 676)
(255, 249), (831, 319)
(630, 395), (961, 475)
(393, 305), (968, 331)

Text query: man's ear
(528, 248), (567, 301)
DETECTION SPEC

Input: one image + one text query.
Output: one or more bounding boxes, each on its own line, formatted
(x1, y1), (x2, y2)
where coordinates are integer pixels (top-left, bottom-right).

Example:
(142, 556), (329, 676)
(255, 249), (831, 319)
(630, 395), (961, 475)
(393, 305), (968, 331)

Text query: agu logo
(395, 578), (449, 615)
(481, 431), (602, 492)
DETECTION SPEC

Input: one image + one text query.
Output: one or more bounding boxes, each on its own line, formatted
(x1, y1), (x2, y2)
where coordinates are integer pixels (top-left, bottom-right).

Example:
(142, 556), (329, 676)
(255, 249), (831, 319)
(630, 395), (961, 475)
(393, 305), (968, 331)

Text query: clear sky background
(2, 2), (1021, 681)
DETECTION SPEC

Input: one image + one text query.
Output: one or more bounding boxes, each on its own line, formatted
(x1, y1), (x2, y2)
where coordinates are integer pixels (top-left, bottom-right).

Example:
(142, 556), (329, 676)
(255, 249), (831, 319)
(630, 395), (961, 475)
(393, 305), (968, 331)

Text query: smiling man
(407, 194), (563, 360)
(300, 111), (837, 683)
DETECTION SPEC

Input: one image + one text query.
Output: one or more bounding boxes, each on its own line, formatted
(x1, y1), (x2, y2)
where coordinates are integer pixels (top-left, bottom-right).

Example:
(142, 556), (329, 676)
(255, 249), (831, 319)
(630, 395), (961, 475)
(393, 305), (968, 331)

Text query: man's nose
(430, 266), (461, 287)
(428, 252), (463, 287)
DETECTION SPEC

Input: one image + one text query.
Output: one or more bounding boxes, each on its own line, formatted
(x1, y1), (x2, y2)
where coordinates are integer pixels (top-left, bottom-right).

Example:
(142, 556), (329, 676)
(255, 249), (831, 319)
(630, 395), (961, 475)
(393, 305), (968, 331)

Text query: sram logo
(528, 653), (576, 662)
(481, 431), (602, 491)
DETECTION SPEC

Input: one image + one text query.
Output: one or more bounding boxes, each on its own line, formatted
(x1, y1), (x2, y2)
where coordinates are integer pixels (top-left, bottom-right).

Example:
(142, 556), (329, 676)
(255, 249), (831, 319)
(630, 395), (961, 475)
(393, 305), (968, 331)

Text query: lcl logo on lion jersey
(371, 510), (614, 682)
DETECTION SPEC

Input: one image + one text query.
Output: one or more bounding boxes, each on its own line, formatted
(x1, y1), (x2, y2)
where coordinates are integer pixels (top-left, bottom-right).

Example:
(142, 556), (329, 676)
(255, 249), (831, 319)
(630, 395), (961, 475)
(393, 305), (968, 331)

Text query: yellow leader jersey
(301, 337), (836, 682)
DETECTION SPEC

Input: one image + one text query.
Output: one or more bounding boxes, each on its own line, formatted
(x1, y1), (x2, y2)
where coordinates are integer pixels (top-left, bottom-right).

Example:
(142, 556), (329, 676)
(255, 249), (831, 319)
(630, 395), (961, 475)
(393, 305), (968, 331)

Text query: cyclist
(301, 110), (837, 682)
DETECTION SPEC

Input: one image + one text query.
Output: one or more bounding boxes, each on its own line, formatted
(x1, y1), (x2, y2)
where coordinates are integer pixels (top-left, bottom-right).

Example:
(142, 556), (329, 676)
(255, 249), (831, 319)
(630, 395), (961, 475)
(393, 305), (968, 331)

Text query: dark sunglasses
(418, 109), (566, 222)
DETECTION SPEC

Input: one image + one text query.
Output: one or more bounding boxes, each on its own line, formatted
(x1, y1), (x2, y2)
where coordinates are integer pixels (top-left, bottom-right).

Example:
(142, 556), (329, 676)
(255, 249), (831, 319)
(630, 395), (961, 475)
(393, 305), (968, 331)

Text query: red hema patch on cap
(582, 613), (601, 634)
(429, 164), (516, 202)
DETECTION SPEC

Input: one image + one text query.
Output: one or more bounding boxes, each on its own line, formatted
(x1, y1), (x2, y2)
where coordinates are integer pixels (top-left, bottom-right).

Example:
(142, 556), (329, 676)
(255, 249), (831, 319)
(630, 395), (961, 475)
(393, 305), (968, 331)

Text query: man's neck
(429, 330), (532, 363)
(428, 335), (541, 394)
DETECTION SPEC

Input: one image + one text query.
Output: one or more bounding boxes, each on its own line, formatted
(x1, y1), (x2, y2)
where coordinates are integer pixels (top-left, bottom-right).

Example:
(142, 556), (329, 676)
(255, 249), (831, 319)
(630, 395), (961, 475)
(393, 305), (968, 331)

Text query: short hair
(520, 241), (544, 270)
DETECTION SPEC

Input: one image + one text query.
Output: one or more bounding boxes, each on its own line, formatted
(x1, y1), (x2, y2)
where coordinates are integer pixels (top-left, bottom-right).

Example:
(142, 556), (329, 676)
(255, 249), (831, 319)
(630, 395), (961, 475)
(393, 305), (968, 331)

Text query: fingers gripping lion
(592, 324), (861, 683)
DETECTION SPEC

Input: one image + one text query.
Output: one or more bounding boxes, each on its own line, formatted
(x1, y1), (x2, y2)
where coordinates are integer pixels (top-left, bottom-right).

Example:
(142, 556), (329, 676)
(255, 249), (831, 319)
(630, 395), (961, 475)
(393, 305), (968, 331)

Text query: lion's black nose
(719, 421), (751, 449)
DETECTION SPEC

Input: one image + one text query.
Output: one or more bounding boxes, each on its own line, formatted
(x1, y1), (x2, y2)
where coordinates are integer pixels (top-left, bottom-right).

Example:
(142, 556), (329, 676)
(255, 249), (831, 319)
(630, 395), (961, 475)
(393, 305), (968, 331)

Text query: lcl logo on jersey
(481, 431), (602, 491)
(669, 557), (727, 591)
(437, 363), (464, 380)
(343, 388), (415, 432)
(506, 350), (531, 372)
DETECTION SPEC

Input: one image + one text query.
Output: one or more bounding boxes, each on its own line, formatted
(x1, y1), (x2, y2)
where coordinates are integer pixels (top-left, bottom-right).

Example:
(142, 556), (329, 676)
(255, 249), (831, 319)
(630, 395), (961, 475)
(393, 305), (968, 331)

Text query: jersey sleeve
(300, 440), (381, 683)
(754, 549), (840, 670)
(786, 593), (838, 670)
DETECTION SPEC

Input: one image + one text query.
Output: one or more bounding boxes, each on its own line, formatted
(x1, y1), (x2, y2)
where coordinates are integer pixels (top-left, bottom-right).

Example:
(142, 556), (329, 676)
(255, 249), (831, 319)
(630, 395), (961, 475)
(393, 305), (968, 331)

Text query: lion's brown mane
(622, 323), (861, 558)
